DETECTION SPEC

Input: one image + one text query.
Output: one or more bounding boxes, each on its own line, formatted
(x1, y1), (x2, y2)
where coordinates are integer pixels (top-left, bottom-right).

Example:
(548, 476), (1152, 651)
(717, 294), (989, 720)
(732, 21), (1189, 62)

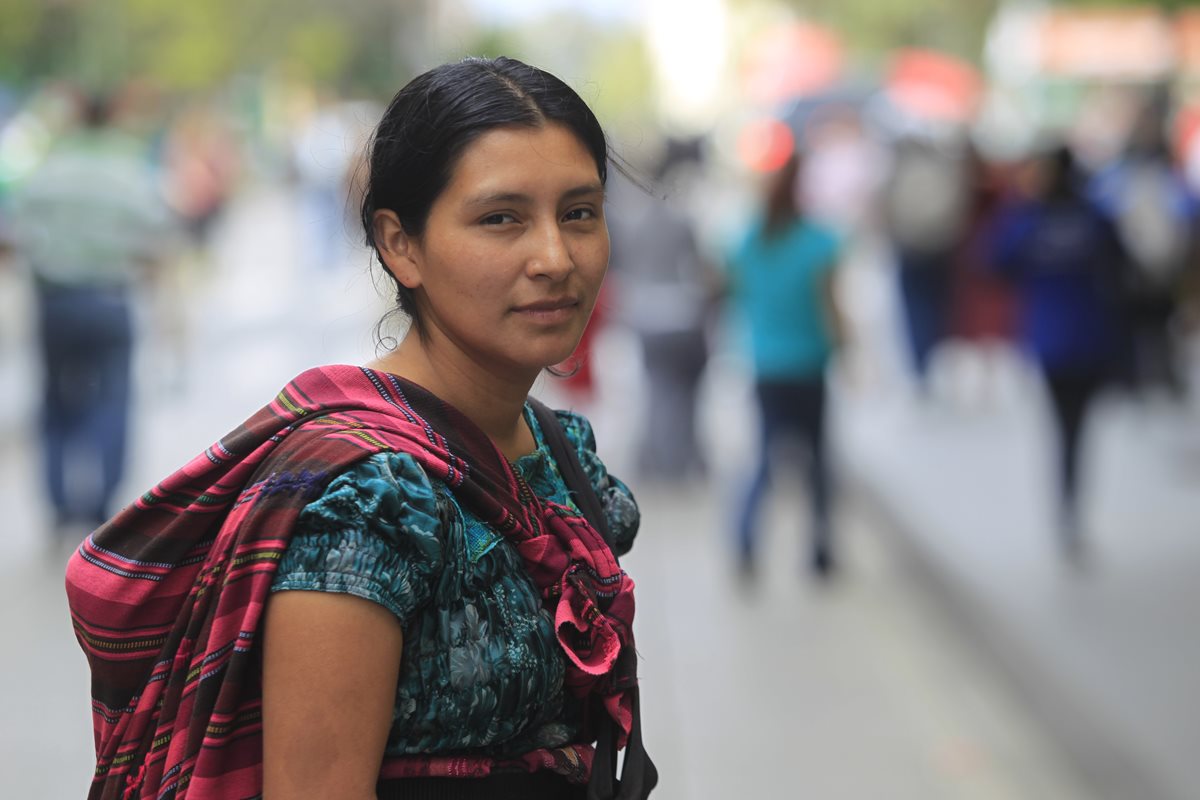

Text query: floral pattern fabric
(270, 406), (638, 758)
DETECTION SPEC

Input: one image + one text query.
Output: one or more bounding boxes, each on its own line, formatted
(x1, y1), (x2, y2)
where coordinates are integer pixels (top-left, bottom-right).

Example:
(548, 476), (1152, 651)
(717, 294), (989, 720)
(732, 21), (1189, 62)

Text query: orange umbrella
(885, 48), (983, 123)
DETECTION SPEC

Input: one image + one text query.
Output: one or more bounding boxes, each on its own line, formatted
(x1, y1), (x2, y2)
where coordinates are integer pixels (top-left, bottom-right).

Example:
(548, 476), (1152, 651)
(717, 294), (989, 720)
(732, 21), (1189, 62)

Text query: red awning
(741, 23), (844, 106)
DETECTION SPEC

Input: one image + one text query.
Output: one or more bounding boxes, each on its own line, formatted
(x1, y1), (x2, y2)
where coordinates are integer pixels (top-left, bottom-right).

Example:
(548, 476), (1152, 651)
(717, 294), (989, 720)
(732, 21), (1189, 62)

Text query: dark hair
(81, 92), (114, 129)
(360, 56), (610, 337)
(764, 152), (803, 235)
(1042, 143), (1082, 203)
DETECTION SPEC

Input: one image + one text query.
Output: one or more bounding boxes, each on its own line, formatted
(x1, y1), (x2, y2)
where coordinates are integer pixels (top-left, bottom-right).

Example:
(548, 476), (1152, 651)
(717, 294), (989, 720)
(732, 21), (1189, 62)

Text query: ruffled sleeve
(554, 409), (641, 557)
(271, 451), (444, 624)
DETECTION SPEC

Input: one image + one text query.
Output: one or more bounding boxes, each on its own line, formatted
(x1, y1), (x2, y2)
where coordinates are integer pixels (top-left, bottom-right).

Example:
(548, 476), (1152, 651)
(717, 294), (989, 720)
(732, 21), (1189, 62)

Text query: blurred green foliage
(2, 0), (1196, 104)
(0, 0), (408, 96)
(456, 14), (655, 135)
(792, 0), (999, 63)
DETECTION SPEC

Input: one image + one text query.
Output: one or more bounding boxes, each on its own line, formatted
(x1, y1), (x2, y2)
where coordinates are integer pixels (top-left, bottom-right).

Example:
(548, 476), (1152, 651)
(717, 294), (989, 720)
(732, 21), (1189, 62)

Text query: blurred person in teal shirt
(724, 152), (844, 578)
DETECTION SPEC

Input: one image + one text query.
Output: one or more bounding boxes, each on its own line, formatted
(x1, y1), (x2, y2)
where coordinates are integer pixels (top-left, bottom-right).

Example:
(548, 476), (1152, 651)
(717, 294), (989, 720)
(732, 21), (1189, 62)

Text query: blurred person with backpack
(879, 134), (971, 394)
(1091, 91), (1199, 400)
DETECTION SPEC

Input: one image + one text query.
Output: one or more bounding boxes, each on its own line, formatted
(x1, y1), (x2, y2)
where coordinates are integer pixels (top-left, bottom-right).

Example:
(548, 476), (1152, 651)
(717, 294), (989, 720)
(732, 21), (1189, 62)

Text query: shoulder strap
(529, 397), (657, 799)
(528, 397), (612, 548)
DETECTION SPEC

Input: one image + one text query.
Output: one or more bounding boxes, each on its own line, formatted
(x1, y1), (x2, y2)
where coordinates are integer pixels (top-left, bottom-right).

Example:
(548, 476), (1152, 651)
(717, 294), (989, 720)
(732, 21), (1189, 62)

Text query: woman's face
(398, 123), (608, 380)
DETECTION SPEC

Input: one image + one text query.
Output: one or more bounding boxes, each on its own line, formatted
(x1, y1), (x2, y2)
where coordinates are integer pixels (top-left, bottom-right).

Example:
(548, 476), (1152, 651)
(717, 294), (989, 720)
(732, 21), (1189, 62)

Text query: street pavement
(839, 353), (1200, 800)
(0, 185), (1160, 798)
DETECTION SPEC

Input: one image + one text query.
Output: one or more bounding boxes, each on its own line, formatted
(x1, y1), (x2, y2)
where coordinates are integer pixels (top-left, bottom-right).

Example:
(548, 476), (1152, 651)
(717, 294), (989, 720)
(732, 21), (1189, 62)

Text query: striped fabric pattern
(65, 365), (639, 799)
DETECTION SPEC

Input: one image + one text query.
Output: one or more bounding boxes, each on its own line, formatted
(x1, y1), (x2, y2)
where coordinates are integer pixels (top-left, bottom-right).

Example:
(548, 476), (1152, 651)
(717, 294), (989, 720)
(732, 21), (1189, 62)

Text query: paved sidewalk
(837, 361), (1200, 800)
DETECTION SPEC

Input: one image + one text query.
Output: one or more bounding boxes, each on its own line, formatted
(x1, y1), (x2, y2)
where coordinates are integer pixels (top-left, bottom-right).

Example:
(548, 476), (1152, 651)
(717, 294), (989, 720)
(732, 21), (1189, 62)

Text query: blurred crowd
(597, 77), (1200, 569)
(1, 48), (1198, 569)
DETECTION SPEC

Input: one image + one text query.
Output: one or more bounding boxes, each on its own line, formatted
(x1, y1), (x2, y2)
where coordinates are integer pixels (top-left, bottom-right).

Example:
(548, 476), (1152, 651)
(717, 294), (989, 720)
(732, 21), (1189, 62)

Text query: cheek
(577, 232), (610, 275)
(588, 240), (611, 284)
(428, 241), (502, 295)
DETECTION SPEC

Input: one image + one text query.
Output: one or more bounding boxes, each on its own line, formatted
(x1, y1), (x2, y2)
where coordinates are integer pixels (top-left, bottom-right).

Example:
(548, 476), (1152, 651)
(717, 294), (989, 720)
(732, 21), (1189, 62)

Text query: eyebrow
(463, 183), (605, 208)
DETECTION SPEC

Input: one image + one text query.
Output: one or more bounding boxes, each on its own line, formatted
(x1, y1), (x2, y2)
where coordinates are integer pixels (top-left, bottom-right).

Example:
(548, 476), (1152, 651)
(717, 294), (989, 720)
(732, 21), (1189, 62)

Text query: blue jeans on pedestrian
(896, 254), (952, 383)
(736, 378), (832, 570)
(36, 283), (134, 526)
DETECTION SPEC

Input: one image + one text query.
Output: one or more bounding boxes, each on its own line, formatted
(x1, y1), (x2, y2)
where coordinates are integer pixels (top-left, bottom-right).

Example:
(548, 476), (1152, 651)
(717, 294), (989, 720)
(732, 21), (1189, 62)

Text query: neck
(367, 334), (538, 462)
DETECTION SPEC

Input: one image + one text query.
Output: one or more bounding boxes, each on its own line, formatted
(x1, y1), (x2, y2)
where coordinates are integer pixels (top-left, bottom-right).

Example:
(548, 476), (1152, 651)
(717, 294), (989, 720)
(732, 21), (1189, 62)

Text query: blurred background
(1, 0), (1198, 797)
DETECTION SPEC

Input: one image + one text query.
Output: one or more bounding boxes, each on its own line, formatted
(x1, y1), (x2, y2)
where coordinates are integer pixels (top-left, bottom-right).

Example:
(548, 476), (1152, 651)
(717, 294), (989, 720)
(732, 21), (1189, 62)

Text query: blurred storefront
(985, 3), (1199, 163)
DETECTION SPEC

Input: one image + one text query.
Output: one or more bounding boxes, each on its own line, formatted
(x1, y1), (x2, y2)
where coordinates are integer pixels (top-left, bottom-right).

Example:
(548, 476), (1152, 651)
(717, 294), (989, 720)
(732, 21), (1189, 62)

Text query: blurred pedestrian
(880, 134), (971, 394)
(608, 139), (718, 482)
(799, 107), (886, 238)
(161, 101), (239, 248)
(989, 144), (1128, 556)
(724, 152), (845, 578)
(65, 57), (656, 799)
(1091, 92), (1199, 401)
(946, 145), (1019, 407)
(7, 90), (173, 537)
(291, 94), (378, 272)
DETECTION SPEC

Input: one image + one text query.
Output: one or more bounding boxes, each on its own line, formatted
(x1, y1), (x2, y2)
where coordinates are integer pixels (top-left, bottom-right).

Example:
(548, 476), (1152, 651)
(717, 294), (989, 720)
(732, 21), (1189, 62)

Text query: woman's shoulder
(275, 450), (446, 623)
(298, 450), (442, 540)
(536, 405), (641, 555)
(551, 408), (599, 454)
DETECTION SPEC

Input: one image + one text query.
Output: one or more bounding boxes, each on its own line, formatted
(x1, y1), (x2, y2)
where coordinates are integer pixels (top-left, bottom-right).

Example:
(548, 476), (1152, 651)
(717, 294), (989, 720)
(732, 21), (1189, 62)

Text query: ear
(372, 209), (423, 290)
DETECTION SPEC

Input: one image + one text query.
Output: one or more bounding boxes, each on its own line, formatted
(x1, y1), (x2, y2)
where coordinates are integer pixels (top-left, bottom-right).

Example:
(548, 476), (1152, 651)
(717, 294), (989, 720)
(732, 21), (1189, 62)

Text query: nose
(526, 222), (574, 280)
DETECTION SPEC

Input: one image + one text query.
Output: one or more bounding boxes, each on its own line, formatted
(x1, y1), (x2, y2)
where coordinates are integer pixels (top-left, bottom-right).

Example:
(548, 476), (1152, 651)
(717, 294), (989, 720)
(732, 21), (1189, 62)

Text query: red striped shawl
(65, 365), (639, 799)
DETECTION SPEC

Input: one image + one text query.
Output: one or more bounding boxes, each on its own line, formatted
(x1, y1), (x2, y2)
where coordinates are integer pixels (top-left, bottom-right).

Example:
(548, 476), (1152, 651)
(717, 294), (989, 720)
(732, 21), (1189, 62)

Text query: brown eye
(563, 207), (596, 222)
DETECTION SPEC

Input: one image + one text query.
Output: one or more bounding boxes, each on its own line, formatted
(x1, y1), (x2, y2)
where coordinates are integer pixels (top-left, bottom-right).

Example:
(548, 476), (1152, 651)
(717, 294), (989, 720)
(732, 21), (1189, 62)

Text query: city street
(5, 185), (1190, 798)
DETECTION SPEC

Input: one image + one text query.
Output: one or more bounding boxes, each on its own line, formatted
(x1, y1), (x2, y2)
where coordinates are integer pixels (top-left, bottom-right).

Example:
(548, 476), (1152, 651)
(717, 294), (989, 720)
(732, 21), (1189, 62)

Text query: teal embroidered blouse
(269, 406), (639, 758)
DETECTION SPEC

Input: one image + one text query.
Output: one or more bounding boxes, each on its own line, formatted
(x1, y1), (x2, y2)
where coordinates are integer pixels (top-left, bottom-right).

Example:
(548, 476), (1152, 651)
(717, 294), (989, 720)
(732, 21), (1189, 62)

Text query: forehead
(443, 123), (601, 197)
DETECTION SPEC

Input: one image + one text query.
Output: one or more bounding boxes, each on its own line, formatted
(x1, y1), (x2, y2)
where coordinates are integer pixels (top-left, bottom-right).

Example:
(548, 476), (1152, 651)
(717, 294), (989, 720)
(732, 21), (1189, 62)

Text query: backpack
(883, 139), (969, 257)
(1111, 160), (1193, 289)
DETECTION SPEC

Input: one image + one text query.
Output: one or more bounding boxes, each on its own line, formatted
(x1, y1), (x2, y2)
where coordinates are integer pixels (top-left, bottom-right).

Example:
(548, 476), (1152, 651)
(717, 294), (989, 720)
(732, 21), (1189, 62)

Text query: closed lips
(514, 298), (577, 312)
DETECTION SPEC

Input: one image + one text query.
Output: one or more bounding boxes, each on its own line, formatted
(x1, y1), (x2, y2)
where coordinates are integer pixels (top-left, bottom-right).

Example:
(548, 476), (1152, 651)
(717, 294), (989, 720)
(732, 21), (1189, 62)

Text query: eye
(562, 207), (597, 222)
(481, 212), (516, 226)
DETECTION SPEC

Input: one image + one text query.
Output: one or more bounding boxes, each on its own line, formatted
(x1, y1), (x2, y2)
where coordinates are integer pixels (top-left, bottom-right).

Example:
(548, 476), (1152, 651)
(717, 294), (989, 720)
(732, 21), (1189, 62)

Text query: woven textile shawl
(65, 365), (639, 799)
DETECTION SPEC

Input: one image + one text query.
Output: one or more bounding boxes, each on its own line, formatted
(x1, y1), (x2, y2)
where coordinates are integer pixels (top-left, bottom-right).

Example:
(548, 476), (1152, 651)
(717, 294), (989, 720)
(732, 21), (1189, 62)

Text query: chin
(522, 339), (586, 375)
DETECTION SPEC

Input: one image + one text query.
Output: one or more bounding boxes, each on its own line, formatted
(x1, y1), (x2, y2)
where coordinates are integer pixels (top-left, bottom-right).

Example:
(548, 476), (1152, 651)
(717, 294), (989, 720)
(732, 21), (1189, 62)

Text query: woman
(725, 152), (844, 578)
(65, 57), (656, 800)
(989, 144), (1127, 556)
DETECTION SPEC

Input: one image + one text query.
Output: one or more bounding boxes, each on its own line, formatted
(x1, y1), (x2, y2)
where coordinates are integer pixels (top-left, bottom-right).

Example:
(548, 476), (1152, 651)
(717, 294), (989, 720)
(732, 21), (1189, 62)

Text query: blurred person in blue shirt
(7, 90), (174, 537)
(989, 143), (1128, 557)
(724, 152), (844, 578)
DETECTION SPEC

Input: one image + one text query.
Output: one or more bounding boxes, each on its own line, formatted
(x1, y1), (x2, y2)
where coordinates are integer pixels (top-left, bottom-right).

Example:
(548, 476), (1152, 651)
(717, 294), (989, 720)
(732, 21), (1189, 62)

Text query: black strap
(528, 398), (612, 548)
(377, 770), (586, 799)
(527, 397), (658, 799)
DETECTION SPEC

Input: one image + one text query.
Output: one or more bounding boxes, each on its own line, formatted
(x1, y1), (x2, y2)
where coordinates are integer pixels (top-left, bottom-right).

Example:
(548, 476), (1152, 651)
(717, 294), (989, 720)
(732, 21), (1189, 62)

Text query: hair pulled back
(361, 56), (609, 326)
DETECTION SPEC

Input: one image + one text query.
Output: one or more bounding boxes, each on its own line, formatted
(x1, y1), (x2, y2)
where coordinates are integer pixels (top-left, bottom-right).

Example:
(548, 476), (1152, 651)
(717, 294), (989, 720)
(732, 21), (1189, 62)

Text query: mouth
(511, 296), (581, 324)
(513, 297), (579, 313)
